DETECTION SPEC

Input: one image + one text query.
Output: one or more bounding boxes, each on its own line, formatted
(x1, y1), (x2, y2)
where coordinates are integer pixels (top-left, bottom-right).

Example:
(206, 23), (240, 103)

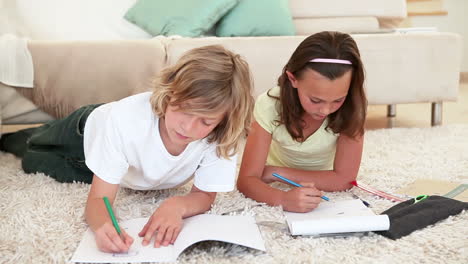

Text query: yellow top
(254, 87), (339, 171)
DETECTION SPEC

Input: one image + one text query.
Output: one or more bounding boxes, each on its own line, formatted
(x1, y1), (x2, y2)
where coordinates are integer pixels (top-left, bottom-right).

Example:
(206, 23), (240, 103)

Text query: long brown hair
(274, 31), (367, 141)
(151, 45), (254, 159)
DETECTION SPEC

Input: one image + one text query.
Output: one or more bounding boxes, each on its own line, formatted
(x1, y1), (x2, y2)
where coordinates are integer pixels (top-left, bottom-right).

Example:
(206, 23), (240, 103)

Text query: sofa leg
(386, 104), (397, 128)
(431, 102), (443, 126)
(387, 104), (396, 117)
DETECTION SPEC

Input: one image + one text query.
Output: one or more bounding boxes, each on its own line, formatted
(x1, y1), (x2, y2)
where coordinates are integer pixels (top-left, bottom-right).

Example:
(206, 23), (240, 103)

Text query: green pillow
(125, 0), (239, 37)
(216, 0), (295, 37)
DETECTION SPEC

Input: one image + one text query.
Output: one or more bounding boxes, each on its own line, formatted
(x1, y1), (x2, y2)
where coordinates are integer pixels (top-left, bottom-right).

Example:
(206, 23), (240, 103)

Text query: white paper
(71, 215), (265, 263)
(284, 199), (390, 236)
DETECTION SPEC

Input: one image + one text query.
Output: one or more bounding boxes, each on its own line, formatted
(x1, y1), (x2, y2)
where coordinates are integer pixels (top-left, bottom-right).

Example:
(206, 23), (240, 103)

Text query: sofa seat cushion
(293, 17), (379, 35)
(289, 0), (407, 19)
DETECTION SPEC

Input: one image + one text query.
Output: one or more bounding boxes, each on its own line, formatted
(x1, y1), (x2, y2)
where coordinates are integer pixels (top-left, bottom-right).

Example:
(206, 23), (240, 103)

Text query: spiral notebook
(71, 214), (265, 263)
(284, 199), (390, 236)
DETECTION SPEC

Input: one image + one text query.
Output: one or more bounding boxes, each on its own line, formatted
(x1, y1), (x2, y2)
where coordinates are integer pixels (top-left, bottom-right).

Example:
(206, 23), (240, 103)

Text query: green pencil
(103, 196), (122, 236)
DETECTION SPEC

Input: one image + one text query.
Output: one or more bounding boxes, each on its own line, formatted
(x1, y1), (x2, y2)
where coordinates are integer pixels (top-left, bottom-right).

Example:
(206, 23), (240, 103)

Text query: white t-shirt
(83, 92), (237, 192)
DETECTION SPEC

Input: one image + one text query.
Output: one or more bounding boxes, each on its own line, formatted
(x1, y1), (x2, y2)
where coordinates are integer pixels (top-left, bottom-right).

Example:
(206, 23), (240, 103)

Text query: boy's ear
(286, 71), (298, 88)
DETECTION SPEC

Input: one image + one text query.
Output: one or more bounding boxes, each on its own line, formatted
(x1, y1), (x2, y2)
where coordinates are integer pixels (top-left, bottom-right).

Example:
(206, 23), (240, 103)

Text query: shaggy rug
(1, 125), (467, 264)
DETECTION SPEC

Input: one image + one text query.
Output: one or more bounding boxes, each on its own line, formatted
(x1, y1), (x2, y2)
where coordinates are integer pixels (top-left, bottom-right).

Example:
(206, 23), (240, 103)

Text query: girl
(0, 45), (254, 253)
(237, 31), (367, 213)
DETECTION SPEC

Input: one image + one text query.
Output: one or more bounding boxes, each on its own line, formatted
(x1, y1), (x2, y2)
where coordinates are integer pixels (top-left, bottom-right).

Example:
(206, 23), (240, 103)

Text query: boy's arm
(85, 175), (120, 231)
(166, 185), (217, 218)
(85, 174), (133, 252)
(264, 133), (364, 192)
(139, 185), (216, 247)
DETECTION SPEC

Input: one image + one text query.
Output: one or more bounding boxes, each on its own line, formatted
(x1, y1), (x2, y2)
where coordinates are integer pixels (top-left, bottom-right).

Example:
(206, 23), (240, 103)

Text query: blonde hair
(151, 45), (254, 159)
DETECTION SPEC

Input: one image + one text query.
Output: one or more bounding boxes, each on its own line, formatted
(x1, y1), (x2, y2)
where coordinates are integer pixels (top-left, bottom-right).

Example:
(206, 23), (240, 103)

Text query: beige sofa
(0, 0), (463, 127)
(3, 32), (461, 125)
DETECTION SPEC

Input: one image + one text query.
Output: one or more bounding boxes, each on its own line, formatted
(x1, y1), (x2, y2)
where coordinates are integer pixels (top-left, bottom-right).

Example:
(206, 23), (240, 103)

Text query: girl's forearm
(237, 176), (285, 207)
(268, 166), (355, 192)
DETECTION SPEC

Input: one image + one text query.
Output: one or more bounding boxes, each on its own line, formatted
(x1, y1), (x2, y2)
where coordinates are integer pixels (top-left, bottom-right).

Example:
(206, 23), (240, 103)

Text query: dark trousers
(0, 104), (102, 183)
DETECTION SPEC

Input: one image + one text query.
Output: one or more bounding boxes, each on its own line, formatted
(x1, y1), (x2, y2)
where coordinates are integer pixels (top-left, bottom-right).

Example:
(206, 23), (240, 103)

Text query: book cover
(284, 199), (390, 236)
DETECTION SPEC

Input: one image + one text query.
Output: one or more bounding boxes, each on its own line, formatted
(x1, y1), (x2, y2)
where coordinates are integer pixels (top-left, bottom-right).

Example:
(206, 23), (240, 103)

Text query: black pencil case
(375, 195), (468, 240)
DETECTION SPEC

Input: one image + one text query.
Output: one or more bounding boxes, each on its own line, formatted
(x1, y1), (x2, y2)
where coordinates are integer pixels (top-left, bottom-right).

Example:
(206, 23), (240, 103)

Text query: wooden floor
(2, 83), (467, 134)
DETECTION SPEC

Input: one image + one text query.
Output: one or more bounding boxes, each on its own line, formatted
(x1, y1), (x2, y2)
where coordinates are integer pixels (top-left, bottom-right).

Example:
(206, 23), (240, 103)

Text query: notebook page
(173, 214), (266, 257)
(71, 218), (174, 263)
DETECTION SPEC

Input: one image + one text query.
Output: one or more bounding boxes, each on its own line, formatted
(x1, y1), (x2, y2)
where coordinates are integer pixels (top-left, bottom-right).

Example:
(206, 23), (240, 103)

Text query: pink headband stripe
(310, 58), (352, 65)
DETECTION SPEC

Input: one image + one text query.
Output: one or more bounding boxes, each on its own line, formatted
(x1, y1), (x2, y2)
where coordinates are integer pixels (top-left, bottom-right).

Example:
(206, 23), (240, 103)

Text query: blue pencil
(272, 172), (330, 201)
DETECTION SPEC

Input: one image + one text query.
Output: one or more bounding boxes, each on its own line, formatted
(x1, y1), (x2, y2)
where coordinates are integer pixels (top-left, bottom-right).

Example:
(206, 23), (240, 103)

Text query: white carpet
(1, 125), (467, 264)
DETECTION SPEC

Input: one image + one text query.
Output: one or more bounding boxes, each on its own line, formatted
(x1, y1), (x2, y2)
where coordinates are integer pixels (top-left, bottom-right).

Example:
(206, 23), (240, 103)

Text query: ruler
(350, 180), (406, 202)
(443, 184), (468, 199)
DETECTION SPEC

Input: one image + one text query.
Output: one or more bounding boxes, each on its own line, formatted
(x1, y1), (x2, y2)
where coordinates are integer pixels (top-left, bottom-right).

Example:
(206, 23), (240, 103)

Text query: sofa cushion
(20, 38), (167, 118)
(289, 0), (407, 19)
(293, 17), (379, 35)
(216, 0), (295, 37)
(125, 0), (238, 37)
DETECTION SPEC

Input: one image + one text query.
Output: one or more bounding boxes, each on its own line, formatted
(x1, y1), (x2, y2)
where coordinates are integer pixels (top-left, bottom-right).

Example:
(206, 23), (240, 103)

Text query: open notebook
(71, 214), (265, 263)
(284, 199), (390, 236)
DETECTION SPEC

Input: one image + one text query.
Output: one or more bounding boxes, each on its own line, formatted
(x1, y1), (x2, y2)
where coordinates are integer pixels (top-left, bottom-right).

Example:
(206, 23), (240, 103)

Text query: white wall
(408, 0), (468, 72)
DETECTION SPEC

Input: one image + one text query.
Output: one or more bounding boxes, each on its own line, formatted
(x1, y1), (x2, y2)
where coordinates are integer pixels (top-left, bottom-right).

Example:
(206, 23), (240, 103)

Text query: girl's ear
(286, 71), (299, 88)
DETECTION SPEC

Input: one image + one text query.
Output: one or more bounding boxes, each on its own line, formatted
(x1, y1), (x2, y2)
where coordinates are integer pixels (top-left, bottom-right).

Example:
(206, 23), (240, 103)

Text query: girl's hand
(138, 198), (184, 248)
(281, 182), (323, 213)
(94, 222), (134, 253)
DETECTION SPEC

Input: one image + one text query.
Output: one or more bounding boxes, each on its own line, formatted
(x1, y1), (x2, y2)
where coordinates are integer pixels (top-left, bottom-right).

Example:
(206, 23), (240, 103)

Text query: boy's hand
(94, 222), (134, 253)
(281, 182), (323, 213)
(138, 198), (184, 248)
